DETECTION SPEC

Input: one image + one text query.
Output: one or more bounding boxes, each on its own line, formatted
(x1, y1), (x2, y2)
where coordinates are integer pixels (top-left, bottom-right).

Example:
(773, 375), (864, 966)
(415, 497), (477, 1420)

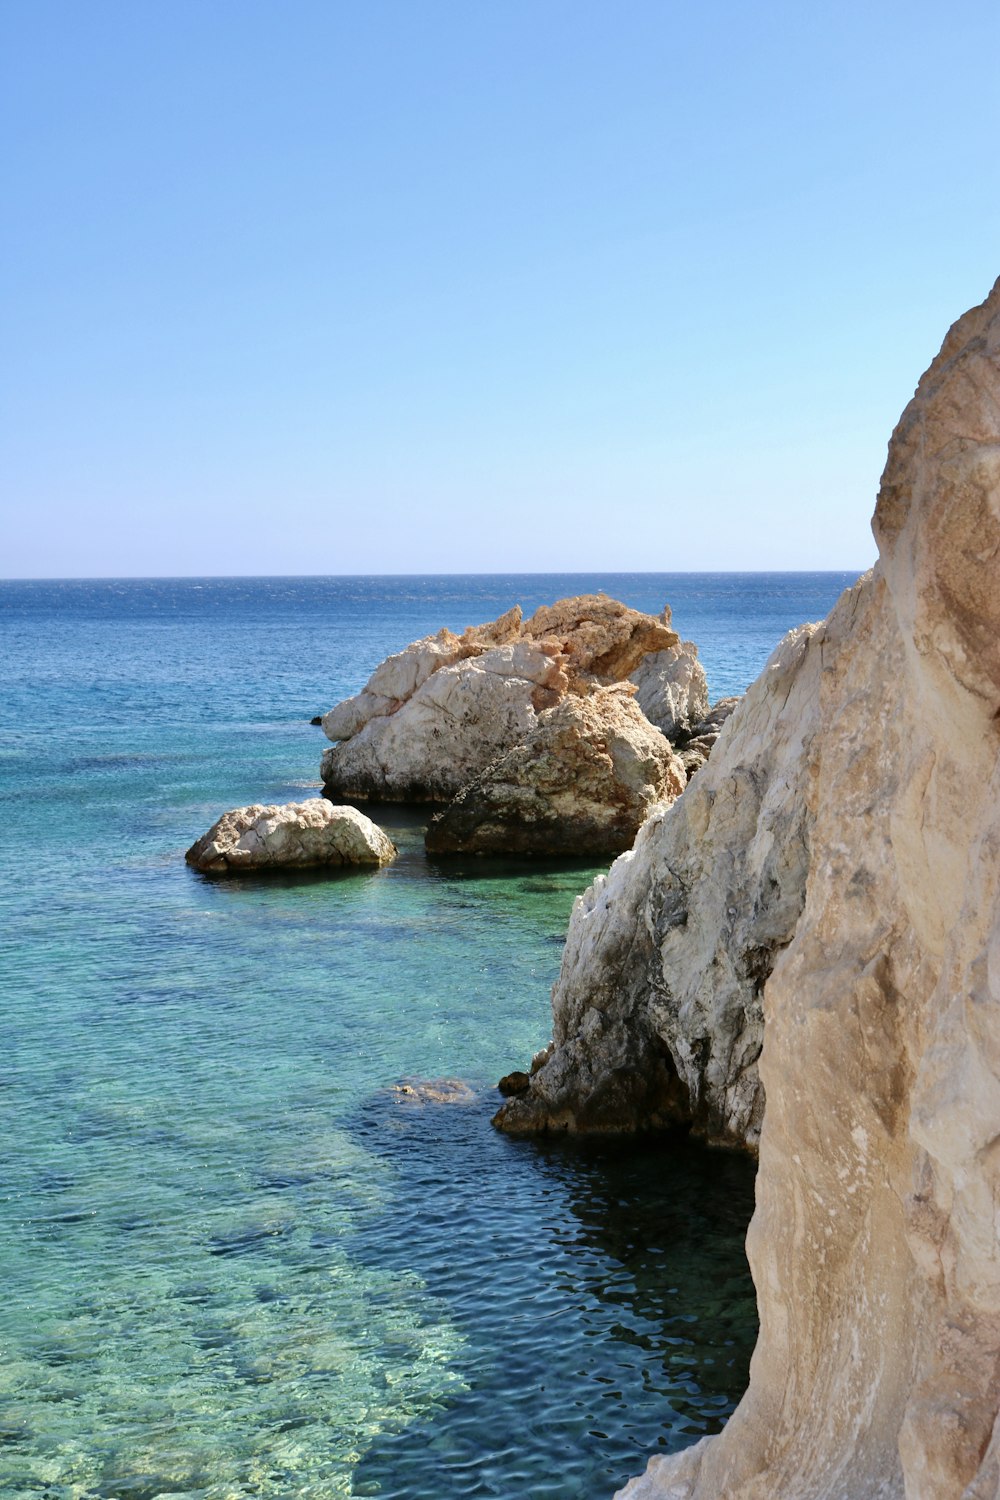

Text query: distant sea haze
(0, 570), (857, 1500)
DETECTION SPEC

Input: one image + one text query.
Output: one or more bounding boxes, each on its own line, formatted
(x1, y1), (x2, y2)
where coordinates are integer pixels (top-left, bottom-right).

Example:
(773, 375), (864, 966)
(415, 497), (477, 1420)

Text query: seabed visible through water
(1, 574), (855, 1497)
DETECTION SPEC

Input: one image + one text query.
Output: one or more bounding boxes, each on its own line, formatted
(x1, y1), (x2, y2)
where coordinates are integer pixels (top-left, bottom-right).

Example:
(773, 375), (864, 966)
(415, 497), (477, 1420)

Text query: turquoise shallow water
(1, 574), (857, 1499)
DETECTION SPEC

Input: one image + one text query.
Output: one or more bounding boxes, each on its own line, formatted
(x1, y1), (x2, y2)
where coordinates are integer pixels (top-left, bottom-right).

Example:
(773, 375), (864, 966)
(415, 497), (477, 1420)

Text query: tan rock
(425, 685), (686, 857)
(520, 594), (678, 680)
(500, 279), (1000, 1499)
(185, 799), (396, 873)
(319, 596), (683, 803)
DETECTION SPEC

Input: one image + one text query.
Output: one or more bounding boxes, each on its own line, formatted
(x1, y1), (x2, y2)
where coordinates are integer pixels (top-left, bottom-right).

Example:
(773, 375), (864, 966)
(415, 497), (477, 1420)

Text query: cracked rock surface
(501, 281), (1000, 1500)
(425, 684), (686, 856)
(493, 611), (822, 1144)
(319, 595), (696, 803)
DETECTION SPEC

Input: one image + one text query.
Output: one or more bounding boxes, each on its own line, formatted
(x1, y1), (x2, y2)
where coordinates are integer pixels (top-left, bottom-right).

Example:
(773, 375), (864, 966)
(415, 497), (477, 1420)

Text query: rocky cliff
(507, 280), (1000, 1498)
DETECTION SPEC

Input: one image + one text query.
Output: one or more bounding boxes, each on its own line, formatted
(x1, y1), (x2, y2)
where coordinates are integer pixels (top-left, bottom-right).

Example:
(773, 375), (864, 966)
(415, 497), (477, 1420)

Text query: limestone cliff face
(504, 279), (1000, 1499)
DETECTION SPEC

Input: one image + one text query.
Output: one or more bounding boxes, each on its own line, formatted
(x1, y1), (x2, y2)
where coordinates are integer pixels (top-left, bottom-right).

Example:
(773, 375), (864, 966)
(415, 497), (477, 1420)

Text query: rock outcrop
(502, 281), (1000, 1499)
(185, 800), (396, 873)
(425, 684), (686, 856)
(319, 596), (681, 802)
(493, 623), (819, 1142)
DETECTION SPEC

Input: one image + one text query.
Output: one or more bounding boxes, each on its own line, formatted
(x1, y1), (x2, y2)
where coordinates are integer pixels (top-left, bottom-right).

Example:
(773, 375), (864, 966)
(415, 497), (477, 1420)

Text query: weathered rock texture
(320, 596), (682, 802)
(505, 281), (1000, 1499)
(494, 622), (819, 1141)
(674, 694), (741, 778)
(629, 641), (709, 740)
(425, 685), (685, 856)
(185, 800), (396, 873)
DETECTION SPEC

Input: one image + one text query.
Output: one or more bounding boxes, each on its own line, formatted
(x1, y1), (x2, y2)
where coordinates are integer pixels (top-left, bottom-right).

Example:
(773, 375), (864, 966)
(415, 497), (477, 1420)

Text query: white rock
(505, 278), (1000, 1499)
(629, 641), (709, 740)
(319, 596), (680, 803)
(185, 799), (396, 873)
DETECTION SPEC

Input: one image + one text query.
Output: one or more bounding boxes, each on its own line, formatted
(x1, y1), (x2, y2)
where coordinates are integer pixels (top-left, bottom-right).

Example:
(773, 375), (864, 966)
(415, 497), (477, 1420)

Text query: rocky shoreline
(500, 280), (1000, 1500)
(183, 278), (1000, 1499)
(188, 593), (735, 871)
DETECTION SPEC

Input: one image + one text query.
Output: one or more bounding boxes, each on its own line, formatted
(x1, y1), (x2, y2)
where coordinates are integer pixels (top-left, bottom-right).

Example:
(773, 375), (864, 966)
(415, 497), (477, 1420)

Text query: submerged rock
(185, 799), (396, 873)
(502, 280), (1000, 1499)
(425, 685), (685, 856)
(391, 1078), (478, 1106)
(319, 595), (681, 803)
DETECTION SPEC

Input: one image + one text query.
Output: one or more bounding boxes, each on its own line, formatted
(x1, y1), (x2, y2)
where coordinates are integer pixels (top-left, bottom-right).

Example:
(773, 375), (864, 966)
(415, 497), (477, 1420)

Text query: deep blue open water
(0, 573), (858, 1500)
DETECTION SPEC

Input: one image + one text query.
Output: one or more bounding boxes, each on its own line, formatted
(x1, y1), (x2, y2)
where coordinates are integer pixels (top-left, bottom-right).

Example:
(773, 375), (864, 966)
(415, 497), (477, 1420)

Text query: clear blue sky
(2, 0), (998, 577)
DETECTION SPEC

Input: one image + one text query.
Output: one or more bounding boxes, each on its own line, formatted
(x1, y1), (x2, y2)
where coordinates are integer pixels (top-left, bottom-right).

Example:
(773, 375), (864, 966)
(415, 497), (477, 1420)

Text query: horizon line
(0, 566), (871, 584)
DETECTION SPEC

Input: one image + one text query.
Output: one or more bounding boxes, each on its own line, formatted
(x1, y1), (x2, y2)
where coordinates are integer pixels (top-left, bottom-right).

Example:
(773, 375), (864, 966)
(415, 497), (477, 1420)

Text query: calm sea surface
(0, 573), (858, 1500)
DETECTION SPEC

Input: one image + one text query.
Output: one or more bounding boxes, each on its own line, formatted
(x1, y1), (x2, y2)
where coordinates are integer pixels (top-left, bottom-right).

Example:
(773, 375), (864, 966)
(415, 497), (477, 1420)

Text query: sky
(2, 1), (998, 577)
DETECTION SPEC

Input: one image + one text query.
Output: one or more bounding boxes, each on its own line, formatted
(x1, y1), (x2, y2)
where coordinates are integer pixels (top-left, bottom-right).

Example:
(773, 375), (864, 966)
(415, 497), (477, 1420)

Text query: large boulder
(185, 800), (396, 873)
(503, 281), (1000, 1500)
(425, 684), (686, 856)
(319, 595), (681, 802)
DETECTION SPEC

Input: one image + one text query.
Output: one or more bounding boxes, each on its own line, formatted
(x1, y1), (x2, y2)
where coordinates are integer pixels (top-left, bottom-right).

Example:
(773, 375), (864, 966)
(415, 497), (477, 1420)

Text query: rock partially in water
(392, 1078), (478, 1105)
(185, 799), (396, 873)
(497, 1070), (530, 1096)
(493, 638), (813, 1145)
(499, 280), (1000, 1500)
(425, 685), (686, 857)
(319, 595), (682, 803)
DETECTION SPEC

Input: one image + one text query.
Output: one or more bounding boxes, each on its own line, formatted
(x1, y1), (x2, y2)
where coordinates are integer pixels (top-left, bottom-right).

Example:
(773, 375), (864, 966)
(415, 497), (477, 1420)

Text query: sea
(0, 572), (860, 1500)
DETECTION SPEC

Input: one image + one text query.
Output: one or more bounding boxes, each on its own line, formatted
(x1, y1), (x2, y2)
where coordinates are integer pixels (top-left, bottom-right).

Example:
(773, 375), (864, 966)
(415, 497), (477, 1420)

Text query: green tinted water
(0, 576), (827, 1498)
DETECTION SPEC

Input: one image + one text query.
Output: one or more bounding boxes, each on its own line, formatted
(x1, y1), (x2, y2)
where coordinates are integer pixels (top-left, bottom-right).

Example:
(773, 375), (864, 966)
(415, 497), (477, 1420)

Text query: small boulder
(185, 799), (396, 874)
(497, 1071), (531, 1097)
(692, 695), (742, 736)
(676, 696), (743, 778)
